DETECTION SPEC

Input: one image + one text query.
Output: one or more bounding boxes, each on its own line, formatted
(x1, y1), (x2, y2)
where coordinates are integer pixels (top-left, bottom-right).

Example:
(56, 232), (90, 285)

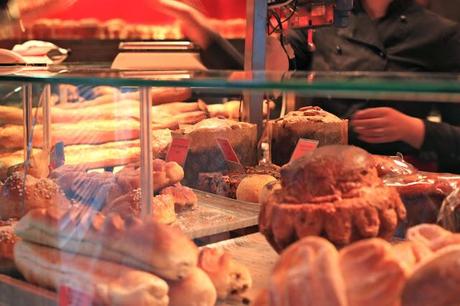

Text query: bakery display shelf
(1, 66), (460, 102)
(208, 233), (278, 306)
(180, 190), (260, 240)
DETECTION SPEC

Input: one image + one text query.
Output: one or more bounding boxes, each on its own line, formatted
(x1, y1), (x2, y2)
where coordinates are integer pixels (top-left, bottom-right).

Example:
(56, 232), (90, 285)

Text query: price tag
(50, 141), (65, 170)
(59, 284), (93, 306)
(216, 138), (241, 164)
(290, 138), (319, 162)
(166, 138), (190, 166)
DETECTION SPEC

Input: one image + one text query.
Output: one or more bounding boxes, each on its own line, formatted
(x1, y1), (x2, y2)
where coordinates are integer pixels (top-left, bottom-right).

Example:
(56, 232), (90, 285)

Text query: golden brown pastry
(103, 190), (176, 224)
(0, 172), (70, 219)
(392, 241), (433, 271)
(168, 267), (217, 306)
(266, 236), (347, 306)
(401, 246), (460, 306)
(236, 175), (277, 203)
(259, 145), (406, 251)
(14, 241), (169, 306)
(15, 206), (198, 280)
(339, 239), (408, 306)
(0, 221), (17, 260)
(406, 224), (453, 251)
(198, 247), (252, 300)
(160, 184), (198, 211)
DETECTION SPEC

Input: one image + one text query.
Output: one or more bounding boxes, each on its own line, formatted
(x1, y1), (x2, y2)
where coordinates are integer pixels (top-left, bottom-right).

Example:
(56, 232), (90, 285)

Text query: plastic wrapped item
(373, 154), (417, 178)
(438, 188), (460, 232)
(384, 172), (460, 229)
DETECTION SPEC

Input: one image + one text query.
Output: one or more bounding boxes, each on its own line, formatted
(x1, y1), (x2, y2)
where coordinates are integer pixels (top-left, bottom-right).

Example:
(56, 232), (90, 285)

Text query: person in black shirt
(156, 0), (460, 173)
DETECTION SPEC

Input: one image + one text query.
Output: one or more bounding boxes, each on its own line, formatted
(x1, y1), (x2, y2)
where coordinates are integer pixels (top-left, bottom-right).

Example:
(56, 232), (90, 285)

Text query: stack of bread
(254, 223), (460, 306)
(12, 206), (252, 305)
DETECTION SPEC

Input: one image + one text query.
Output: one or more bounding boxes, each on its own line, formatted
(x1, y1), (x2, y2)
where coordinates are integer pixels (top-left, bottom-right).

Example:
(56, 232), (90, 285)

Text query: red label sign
(290, 138), (319, 162)
(216, 138), (241, 164)
(59, 285), (93, 306)
(166, 138), (190, 166)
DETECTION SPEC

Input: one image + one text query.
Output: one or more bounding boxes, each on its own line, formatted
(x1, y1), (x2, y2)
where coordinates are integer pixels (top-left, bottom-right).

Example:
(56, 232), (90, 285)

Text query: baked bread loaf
(259, 145), (406, 251)
(15, 207), (199, 280)
(0, 172), (70, 219)
(168, 267), (217, 306)
(263, 236), (347, 306)
(103, 191), (176, 224)
(406, 224), (460, 252)
(340, 239), (408, 306)
(372, 154), (417, 178)
(392, 241), (433, 271)
(402, 246), (460, 306)
(270, 106), (348, 165)
(14, 240), (169, 306)
(236, 175), (277, 203)
(198, 247), (252, 300)
(173, 118), (257, 187)
(160, 184), (198, 211)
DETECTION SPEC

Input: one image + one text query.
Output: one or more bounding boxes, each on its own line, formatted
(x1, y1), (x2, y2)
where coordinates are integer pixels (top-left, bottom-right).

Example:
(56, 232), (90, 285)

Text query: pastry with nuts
(0, 220), (18, 260)
(0, 172), (70, 219)
(270, 106), (348, 165)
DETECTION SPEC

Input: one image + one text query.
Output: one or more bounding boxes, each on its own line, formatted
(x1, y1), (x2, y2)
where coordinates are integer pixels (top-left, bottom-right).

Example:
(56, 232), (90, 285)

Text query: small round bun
(236, 175), (277, 203)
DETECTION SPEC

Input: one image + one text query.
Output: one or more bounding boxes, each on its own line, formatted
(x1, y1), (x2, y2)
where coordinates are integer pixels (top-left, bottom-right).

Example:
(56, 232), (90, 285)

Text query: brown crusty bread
(14, 206), (198, 280)
(168, 267), (217, 306)
(14, 240), (169, 306)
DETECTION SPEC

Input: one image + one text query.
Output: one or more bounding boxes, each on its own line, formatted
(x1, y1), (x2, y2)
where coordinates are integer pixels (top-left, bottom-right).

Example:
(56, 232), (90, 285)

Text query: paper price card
(216, 138), (241, 164)
(290, 138), (319, 162)
(166, 138), (191, 166)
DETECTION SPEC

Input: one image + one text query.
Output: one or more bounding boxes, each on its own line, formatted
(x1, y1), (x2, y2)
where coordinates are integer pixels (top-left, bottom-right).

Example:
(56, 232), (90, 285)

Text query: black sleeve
(421, 120), (460, 173)
(286, 29), (313, 71)
(199, 32), (244, 70)
(432, 23), (460, 71)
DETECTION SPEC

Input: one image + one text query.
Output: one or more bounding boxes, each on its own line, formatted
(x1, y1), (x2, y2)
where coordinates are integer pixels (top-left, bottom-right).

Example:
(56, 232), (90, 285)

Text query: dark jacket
(201, 0), (460, 173)
(288, 0), (460, 172)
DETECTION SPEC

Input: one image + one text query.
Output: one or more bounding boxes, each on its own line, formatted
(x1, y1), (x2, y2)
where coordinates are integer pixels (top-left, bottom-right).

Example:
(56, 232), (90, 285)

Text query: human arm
(351, 107), (426, 149)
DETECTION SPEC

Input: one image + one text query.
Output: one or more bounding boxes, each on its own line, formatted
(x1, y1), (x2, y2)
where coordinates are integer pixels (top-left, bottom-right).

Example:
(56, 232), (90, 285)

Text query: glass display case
(1, 65), (460, 306)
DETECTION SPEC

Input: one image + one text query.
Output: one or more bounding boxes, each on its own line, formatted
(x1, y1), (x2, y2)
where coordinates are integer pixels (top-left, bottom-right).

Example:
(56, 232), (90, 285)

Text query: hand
(351, 107), (425, 149)
(152, 0), (214, 48)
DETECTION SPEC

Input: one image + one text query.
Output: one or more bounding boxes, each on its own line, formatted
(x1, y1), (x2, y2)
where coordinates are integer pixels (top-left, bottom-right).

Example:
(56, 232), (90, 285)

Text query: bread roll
(0, 172), (70, 219)
(15, 207), (198, 280)
(402, 246), (460, 306)
(168, 267), (217, 306)
(14, 241), (169, 306)
(406, 224), (452, 251)
(236, 175), (277, 203)
(266, 237), (347, 306)
(104, 191), (176, 224)
(198, 248), (252, 300)
(160, 184), (198, 211)
(392, 241), (433, 271)
(339, 239), (408, 306)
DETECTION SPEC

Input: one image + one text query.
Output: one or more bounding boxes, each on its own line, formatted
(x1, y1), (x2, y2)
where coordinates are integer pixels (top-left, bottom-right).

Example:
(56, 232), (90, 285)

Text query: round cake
(259, 145), (406, 252)
(270, 106), (348, 165)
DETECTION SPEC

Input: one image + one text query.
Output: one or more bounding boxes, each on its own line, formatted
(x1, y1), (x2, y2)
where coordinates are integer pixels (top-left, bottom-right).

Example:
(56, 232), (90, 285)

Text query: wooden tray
(177, 190), (261, 240)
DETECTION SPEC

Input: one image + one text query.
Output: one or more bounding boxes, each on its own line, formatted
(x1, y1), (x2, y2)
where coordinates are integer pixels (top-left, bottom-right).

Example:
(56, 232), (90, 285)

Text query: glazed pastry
(259, 145), (406, 251)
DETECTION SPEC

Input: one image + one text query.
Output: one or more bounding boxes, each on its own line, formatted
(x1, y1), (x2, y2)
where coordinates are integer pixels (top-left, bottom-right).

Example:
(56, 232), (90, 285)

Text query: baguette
(15, 207), (198, 280)
(14, 240), (169, 306)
